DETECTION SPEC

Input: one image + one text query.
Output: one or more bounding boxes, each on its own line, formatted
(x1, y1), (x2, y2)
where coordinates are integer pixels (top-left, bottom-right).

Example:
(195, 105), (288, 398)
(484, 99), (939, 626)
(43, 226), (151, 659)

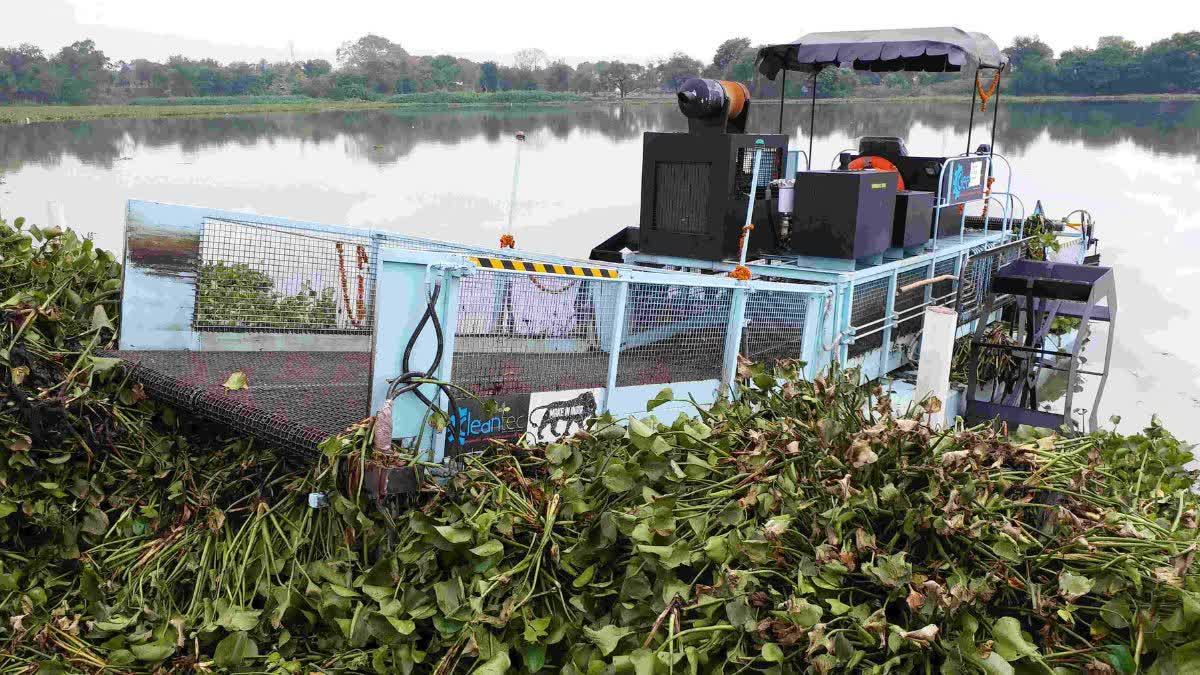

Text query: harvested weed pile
(1, 219), (1199, 673)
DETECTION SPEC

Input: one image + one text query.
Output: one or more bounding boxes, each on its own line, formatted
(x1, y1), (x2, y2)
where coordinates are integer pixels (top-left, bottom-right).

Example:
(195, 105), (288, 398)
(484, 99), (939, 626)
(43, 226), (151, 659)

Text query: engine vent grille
(652, 161), (710, 234)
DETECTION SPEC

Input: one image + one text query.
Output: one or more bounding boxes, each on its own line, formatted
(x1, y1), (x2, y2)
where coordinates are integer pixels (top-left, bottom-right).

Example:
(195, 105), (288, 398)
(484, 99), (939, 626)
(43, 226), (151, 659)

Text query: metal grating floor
(104, 350), (372, 460)
(108, 344), (729, 461)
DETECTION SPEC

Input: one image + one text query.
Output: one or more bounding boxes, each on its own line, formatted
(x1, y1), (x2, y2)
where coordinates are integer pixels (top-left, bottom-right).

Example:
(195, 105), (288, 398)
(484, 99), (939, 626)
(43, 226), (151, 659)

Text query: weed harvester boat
(106, 27), (1113, 496)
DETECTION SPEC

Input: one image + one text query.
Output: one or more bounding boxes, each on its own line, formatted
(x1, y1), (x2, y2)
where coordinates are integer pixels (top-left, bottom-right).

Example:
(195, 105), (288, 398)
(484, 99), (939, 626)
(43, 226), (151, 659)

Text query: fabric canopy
(757, 27), (1008, 78)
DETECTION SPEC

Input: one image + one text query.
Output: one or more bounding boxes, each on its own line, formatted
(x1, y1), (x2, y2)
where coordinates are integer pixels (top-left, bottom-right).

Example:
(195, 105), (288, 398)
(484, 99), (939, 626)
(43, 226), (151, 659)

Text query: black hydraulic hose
(385, 283), (461, 453)
(401, 285), (443, 408)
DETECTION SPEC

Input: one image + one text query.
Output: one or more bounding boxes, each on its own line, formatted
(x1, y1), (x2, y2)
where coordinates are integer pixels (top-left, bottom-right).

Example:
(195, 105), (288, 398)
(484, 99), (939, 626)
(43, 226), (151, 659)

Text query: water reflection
(3, 101), (1198, 172)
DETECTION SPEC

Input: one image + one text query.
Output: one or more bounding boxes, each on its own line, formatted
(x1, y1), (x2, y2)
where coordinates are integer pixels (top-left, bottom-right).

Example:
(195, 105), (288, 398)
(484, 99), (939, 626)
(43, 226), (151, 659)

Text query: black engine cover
(637, 132), (788, 261)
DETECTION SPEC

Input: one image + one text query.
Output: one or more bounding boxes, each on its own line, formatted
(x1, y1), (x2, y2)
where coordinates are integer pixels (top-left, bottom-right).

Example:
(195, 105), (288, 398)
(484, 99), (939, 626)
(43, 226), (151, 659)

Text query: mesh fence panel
(617, 283), (732, 387)
(744, 289), (810, 365)
(932, 257), (958, 308)
(849, 278), (889, 356)
(849, 254), (970, 358)
(959, 256), (983, 316)
(196, 218), (374, 333)
(195, 218), (514, 334)
(959, 241), (1024, 322)
(450, 270), (616, 397)
(894, 267), (930, 338)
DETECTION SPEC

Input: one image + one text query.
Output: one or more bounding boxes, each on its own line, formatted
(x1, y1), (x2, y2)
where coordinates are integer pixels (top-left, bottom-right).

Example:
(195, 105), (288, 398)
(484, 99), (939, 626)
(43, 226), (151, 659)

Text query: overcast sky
(4, 0), (1194, 66)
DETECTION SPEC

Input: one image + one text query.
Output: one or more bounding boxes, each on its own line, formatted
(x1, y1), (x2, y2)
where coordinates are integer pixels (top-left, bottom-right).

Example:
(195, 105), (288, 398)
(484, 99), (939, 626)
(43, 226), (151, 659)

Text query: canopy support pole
(988, 70), (1002, 156)
(807, 71), (818, 171)
(965, 65), (980, 155)
(778, 69), (787, 134)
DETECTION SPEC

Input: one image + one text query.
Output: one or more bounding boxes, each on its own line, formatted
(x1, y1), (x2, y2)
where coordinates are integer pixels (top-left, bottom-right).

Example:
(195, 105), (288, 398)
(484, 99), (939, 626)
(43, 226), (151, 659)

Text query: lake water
(1, 101), (1198, 441)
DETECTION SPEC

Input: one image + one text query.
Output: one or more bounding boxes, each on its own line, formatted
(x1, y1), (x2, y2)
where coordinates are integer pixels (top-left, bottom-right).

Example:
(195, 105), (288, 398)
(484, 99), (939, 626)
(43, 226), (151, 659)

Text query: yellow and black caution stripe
(468, 256), (618, 279)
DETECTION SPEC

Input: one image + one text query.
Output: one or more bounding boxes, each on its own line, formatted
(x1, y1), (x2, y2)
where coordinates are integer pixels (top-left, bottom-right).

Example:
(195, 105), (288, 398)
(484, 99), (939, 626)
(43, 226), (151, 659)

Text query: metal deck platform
(107, 350), (371, 459)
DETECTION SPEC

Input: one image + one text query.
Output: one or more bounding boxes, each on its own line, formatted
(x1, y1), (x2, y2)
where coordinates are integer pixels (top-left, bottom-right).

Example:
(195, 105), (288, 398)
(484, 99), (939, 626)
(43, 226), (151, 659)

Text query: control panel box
(893, 190), (934, 249)
(787, 170), (898, 260)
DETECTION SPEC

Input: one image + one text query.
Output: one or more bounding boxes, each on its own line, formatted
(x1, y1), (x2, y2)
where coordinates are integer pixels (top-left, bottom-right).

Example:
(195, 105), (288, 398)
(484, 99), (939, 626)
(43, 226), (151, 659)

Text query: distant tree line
(1, 31), (1196, 105)
(1003, 34), (1200, 94)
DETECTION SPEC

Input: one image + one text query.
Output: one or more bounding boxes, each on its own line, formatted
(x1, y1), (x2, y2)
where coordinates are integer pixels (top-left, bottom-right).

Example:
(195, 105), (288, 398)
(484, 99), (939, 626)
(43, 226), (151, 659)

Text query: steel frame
(965, 261), (1117, 434)
(115, 194), (1027, 461)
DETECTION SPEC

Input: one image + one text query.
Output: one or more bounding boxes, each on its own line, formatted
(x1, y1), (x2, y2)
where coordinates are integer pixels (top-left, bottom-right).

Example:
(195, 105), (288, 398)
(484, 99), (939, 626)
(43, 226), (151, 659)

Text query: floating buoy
(847, 155), (905, 191)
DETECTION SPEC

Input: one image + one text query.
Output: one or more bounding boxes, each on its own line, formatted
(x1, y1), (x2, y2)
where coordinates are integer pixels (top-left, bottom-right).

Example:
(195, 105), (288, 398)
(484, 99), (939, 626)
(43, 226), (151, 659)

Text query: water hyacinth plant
(1, 218), (1198, 673)
(194, 261), (340, 331)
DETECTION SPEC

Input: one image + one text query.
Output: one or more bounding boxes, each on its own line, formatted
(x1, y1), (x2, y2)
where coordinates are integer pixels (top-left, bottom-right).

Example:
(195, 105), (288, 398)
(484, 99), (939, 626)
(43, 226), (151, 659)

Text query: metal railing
(439, 261), (827, 411)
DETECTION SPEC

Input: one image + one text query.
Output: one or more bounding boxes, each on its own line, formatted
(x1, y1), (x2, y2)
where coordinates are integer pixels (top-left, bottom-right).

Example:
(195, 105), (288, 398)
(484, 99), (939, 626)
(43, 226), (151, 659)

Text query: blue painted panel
(370, 248), (475, 458)
(605, 380), (720, 420)
(936, 155), (991, 207)
(121, 266), (202, 350)
(119, 200), (204, 350)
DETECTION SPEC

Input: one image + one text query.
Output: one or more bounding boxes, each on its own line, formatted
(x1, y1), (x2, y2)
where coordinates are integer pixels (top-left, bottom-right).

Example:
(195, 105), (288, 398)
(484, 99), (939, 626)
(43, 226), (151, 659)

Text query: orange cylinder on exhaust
(718, 80), (749, 121)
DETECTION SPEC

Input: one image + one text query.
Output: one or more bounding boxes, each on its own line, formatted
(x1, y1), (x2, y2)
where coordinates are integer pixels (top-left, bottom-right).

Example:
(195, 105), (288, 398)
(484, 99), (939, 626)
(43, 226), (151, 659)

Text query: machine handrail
(988, 191), (1026, 235)
(980, 195), (1015, 235)
(830, 148), (857, 170)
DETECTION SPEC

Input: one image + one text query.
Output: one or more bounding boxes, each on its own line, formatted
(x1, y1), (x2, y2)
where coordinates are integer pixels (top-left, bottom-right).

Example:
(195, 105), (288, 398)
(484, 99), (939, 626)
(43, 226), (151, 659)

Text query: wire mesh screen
(450, 270), (616, 397)
(735, 147), (782, 197)
(106, 350), (371, 462)
(196, 218), (375, 333)
(894, 267), (930, 338)
(743, 290), (810, 365)
(194, 218), (514, 334)
(617, 283), (732, 387)
(849, 278), (889, 356)
(931, 257), (958, 308)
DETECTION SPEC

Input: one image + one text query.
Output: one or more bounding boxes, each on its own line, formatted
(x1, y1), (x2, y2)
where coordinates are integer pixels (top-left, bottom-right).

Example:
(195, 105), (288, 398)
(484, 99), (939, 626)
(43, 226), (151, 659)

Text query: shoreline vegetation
(2, 91), (1197, 124)
(0, 91), (586, 123)
(3, 31), (1197, 125)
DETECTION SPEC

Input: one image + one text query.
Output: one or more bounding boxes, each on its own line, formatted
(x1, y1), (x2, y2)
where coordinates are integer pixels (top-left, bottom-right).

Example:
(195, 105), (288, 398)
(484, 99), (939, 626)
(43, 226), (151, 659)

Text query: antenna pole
(504, 131), (526, 245)
(807, 71), (818, 170)
(965, 65), (979, 154)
